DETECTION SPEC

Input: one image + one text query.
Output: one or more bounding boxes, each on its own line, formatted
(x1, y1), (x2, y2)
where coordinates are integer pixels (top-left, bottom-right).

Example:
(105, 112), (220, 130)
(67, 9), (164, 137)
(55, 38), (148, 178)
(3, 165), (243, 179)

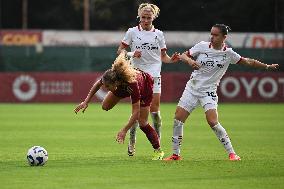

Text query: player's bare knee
(138, 120), (147, 128)
(174, 108), (189, 123)
(207, 120), (218, 127)
(101, 104), (111, 111)
(150, 104), (159, 112)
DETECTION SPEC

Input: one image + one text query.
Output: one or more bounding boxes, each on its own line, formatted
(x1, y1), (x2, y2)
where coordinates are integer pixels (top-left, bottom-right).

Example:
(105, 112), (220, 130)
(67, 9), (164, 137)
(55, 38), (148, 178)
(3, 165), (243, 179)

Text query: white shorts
(177, 81), (218, 113)
(153, 77), (161, 94)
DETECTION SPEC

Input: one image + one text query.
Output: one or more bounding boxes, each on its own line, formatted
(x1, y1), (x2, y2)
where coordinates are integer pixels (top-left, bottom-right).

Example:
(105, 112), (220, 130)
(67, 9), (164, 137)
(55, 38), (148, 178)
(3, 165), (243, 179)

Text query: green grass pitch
(0, 103), (283, 189)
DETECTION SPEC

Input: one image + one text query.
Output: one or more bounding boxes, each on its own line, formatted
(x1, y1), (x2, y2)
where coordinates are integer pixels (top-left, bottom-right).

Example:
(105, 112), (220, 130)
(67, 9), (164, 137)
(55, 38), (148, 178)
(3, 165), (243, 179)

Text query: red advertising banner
(218, 72), (284, 102)
(160, 72), (284, 102)
(0, 72), (283, 103)
(0, 73), (103, 102)
(0, 30), (42, 46)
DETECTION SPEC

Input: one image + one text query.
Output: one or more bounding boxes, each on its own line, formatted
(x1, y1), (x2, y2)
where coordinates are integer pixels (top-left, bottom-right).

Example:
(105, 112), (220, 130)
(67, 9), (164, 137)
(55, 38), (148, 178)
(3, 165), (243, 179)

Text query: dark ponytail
(213, 24), (231, 35)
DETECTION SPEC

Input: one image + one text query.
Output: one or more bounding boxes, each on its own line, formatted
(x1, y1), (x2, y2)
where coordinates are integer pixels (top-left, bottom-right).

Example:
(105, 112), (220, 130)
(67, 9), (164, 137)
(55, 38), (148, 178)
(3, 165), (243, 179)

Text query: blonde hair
(103, 51), (138, 85)
(137, 3), (160, 19)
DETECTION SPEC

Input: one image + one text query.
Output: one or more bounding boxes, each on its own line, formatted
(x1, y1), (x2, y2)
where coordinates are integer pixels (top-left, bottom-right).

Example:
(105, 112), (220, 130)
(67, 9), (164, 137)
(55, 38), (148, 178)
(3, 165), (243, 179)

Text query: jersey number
(206, 92), (216, 97)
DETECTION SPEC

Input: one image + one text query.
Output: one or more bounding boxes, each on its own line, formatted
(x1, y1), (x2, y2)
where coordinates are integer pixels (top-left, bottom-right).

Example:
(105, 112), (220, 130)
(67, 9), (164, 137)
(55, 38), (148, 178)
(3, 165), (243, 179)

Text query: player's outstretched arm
(238, 58), (279, 70)
(116, 102), (140, 144)
(74, 102), (89, 114)
(161, 51), (180, 64)
(179, 52), (200, 70)
(74, 80), (103, 114)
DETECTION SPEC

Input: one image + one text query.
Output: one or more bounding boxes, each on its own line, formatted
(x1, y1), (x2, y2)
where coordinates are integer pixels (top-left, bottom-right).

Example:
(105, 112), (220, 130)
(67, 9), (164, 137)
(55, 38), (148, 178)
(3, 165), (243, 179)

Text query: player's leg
(163, 106), (190, 161)
(150, 93), (162, 138)
(101, 91), (121, 111)
(128, 77), (161, 156)
(164, 84), (198, 161)
(127, 121), (138, 156)
(204, 103), (241, 161)
(138, 106), (164, 160)
(150, 77), (162, 138)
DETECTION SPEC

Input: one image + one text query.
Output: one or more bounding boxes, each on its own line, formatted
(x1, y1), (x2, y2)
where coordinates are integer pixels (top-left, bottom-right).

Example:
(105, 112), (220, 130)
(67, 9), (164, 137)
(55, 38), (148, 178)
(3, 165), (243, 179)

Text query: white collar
(138, 24), (155, 32)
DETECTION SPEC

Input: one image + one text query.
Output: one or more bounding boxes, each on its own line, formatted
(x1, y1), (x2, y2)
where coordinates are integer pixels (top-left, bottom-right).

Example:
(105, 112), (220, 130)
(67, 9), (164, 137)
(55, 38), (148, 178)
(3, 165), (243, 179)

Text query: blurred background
(1, 0), (283, 31)
(0, 0), (283, 103)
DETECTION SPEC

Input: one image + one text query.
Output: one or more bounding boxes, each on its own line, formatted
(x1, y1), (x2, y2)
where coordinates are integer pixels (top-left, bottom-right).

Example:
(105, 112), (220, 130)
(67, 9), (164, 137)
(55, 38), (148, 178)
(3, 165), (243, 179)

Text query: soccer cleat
(127, 143), (135, 156)
(163, 154), (182, 161)
(229, 153), (241, 161)
(152, 149), (165, 160)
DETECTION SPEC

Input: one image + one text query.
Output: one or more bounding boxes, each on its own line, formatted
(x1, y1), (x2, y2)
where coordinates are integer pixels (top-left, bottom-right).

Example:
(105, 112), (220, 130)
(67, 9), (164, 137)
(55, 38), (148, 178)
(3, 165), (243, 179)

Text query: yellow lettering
(2, 33), (39, 45)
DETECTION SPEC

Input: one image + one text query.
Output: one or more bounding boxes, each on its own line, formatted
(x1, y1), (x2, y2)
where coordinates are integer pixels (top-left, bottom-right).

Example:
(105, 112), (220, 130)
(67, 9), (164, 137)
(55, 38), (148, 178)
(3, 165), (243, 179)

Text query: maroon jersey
(113, 71), (154, 107)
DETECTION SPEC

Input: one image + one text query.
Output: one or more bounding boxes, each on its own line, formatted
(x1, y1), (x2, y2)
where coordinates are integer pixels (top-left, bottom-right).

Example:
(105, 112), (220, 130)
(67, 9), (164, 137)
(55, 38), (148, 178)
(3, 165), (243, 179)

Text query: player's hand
(267, 64), (279, 70)
(179, 53), (200, 70)
(74, 102), (88, 114)
(133, 50), (142, 58)
(170, 52), (180, 63)
(116, 129), (127, 144)
(120, 49), (127, 54)
(189, 61), (200, 70)
(178, 52), (189, 61)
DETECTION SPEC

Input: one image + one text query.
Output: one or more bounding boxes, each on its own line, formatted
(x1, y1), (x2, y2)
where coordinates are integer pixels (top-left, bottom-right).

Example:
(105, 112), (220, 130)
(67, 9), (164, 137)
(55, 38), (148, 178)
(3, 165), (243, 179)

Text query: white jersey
(121, 25), (167, 77)
(188, 41), (242, 91)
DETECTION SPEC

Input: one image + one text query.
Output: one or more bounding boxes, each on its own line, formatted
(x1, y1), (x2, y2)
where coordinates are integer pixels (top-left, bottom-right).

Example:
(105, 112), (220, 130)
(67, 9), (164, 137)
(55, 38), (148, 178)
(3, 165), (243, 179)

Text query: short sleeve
(189, 41), (204, 57)
(122, 28), (132, 46)
(159, 31), (167, 50)
(229, 49), (242, 64)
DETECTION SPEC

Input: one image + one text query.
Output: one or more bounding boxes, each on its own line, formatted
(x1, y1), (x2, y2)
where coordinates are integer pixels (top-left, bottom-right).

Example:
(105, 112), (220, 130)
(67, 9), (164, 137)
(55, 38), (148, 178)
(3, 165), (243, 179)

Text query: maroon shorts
(140, 75), (153, 107)
(113, 72), (153, 107)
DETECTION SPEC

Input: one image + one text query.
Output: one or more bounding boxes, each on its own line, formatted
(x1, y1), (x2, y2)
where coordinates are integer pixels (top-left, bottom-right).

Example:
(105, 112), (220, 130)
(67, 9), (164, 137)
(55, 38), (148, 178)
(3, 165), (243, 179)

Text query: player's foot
(152, 149), (165, 160)
(163, 154), (182, 161)
(127, 142), (135, 156)
(229, 153), (241, 161)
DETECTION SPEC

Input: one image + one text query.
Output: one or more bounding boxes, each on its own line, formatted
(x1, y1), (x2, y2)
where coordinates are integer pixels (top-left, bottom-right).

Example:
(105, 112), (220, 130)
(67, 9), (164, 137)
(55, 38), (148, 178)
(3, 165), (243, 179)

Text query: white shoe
(127, 143), (135, 156)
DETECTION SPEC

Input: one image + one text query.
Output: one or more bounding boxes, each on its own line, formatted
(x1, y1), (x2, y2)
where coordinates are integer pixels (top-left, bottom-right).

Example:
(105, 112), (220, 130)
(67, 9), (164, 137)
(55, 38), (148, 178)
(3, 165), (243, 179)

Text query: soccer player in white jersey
(117, 3), (179, 157)
(164, 24), (279, 161)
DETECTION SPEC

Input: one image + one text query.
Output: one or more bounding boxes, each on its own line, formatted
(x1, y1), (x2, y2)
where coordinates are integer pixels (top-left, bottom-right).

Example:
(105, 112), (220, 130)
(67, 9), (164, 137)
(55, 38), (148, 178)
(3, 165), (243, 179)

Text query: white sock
(172, 119), (184, 156)
(211, 123), (235, 154)
(129, 121), (139, 145)
(151, 111), (162, 139)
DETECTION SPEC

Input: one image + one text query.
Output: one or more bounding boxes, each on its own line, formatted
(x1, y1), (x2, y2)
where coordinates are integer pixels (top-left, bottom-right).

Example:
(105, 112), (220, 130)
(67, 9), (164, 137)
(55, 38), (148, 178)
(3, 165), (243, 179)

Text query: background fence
(0, 30), (283, 102)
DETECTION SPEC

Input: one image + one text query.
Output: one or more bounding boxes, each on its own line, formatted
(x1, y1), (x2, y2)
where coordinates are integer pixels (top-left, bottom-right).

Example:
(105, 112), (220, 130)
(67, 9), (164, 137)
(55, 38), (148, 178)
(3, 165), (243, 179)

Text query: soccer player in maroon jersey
(74, 51), (164, 160)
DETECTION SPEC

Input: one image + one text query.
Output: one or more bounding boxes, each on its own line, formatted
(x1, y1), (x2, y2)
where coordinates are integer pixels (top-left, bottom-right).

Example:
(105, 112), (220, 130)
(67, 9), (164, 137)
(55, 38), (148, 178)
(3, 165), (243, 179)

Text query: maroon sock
(140, 123), (160, 149)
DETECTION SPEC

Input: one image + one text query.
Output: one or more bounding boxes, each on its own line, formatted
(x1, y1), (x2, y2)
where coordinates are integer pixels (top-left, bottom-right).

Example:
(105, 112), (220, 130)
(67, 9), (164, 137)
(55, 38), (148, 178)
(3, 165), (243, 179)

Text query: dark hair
(102, 69), (118, 85)
(213, 24), (231, 35)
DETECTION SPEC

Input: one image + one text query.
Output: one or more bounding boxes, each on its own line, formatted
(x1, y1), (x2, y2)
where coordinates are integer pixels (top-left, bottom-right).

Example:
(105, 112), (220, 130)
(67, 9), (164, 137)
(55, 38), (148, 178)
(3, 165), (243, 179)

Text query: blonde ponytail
(111, 51), (138, 83)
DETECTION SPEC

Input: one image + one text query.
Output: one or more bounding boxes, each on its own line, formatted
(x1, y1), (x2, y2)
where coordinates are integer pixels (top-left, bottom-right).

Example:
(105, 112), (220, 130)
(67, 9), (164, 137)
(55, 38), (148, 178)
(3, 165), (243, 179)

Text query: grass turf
(0, 103), (283, 189)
